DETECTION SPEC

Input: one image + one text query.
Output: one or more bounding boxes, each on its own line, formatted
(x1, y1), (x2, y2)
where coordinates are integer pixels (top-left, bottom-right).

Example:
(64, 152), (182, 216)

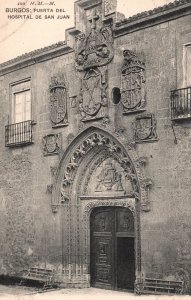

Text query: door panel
(93, 209), (113, 232)
(90, 208), (113, 289)
(117, 237), (135, 290)
(116, 208), (134, 234)
(90, 207), (135, 290)
(92, 236), (113, 287)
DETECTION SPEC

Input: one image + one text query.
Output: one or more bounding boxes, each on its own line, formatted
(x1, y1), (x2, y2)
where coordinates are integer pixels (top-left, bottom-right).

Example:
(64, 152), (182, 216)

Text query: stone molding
(51, 126), (152, 212)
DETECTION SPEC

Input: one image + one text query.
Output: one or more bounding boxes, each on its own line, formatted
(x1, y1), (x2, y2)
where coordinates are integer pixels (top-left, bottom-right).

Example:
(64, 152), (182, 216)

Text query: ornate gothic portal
(51, 127), (150, 288)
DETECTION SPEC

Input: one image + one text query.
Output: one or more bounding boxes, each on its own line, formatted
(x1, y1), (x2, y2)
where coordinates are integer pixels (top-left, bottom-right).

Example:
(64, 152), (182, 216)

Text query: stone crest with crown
(121, 49), (146, 114)
(75, 7), (114, 122)
(75, 8), (114, 71)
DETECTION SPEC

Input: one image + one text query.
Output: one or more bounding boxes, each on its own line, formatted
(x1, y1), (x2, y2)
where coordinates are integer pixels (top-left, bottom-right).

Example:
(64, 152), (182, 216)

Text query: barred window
(5, 79), (33, 147)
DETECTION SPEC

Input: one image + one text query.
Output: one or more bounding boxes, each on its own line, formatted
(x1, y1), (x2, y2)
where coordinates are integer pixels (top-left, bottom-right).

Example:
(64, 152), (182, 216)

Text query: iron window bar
(171, 86), (191, 120)
(5, 120), (34, 147)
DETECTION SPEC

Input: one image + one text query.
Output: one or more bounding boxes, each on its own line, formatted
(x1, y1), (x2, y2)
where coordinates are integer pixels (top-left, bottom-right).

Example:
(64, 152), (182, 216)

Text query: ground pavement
(0, 285), (190, 300)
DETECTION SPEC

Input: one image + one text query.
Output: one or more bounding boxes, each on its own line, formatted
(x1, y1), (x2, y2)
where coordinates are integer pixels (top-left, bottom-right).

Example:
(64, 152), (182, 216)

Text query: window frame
(10, 78), (32, 125)
(183, 43), (191, 88)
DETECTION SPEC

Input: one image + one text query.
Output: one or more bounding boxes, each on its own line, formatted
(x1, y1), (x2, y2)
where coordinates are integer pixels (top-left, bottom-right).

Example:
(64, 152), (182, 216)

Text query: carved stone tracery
(60, 132), (139, 202)
(50, 127), (151, 287)
(51, 127), (151, 212)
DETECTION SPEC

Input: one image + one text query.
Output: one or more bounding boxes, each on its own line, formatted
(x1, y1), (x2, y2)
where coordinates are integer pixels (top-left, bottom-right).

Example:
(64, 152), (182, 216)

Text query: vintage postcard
(0, 0), (190, 300)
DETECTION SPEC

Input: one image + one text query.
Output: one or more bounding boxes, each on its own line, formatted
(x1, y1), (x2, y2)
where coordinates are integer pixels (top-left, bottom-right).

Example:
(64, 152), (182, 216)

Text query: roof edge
(0, 0), (191, 75)
(0, 42), (74, 76)
(114, 0), (191, 37)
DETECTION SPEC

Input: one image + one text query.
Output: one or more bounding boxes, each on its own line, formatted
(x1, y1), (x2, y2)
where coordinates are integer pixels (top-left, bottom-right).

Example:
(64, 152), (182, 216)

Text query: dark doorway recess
(90, 206), (135, 291)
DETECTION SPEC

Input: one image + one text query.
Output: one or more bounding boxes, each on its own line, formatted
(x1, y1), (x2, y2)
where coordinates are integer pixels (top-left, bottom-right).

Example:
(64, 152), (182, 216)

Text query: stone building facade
(0, 0), (191, 294)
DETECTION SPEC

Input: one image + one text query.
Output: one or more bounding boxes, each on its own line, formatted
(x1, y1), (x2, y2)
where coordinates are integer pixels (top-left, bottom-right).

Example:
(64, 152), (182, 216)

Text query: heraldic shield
(79, 68), (107, 122)
(134, 113), (158, 143)
(49, 75), (68, 127)
(43, 133), (62, 156)
(121, 50), (146, 114)
(75, 8), (114, 71)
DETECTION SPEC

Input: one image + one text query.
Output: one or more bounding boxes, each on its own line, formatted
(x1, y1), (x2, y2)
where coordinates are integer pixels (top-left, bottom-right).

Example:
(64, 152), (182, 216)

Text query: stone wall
(0, 3), (191, 292)
(113, 15), (191, 290)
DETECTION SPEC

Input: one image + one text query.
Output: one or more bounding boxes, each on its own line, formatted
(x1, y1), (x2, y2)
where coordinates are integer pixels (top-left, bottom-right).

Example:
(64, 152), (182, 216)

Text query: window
(11, 79), (31, 123)
(171, 45), (191, 121)
(183, 44), (191, 87)
(5, 79), (34, 147)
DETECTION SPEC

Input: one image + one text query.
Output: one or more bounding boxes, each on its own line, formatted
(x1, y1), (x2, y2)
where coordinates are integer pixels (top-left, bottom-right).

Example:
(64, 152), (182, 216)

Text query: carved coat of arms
(43, 133), (62, 156)
(49, 75), (68, 127)
(121, 50), (146, 114)
(75, 9), (114, 122)
(79, 68), (108, 121)
(75, 9), (114, 71)
(133, 113), (158, 142)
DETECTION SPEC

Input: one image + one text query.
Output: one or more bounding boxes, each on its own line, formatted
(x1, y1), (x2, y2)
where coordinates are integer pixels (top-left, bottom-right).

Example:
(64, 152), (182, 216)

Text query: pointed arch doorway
(90, 206), (135, 291)
(51, 126), (146, 289)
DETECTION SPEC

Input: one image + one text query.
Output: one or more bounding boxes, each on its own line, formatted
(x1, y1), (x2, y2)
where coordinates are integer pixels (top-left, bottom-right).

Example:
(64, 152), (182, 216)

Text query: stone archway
(51, 126), (150, 287)
(52, 126), (150, 211)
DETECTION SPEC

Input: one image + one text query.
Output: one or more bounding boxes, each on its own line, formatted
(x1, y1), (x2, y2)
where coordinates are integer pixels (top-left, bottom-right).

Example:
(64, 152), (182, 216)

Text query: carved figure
(95, 160), (124, 192)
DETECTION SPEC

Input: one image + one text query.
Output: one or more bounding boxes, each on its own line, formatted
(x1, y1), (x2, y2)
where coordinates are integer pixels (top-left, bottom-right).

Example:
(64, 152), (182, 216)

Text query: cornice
(0, 0), (190, 76)
(0, 42), (74, 76)
(114, 0), (191, 37)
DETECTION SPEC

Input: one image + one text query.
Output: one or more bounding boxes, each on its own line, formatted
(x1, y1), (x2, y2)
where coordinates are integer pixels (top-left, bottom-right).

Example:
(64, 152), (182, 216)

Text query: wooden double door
(90, 207), (135, 291)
